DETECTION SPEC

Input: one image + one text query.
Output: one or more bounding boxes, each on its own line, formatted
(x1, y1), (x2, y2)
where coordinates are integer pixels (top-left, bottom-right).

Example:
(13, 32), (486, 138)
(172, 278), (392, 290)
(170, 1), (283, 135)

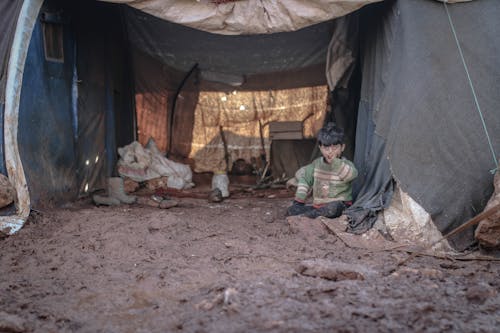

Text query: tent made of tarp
(0, 0), (498, 250)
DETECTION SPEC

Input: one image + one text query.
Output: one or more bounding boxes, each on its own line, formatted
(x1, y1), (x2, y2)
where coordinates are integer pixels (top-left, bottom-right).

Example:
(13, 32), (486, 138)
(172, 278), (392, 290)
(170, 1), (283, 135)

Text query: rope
(443, 2), (498, 173)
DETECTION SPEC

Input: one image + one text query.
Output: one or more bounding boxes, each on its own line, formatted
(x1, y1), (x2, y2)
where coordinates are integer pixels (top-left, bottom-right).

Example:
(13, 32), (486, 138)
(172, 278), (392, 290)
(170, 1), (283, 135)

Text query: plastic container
(212, 171), (230, 198)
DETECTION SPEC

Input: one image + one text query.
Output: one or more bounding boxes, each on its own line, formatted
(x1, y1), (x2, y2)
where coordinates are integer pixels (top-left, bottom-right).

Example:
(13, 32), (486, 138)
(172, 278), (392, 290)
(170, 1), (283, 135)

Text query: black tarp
(123, 7), (334, 77)
(350, 0), (500, 250)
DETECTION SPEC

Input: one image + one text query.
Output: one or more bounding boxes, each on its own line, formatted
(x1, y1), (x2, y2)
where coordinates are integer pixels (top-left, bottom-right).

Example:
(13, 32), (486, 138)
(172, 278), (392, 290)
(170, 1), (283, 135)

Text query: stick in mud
(386, 203), (500, 275)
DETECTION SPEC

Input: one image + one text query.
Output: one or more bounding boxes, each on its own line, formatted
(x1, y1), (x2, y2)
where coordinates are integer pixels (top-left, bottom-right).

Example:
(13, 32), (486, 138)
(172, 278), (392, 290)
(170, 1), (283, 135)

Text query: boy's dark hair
(317, 122), (344, 146)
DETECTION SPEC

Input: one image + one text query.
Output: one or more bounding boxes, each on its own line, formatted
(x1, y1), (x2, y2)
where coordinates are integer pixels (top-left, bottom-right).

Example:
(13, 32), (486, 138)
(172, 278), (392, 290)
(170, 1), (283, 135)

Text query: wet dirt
(1, 194), (500, 332)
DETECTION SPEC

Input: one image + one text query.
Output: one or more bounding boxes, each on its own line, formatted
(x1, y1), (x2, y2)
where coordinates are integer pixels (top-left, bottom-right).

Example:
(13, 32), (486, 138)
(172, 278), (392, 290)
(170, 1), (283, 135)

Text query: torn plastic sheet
(99, 0), (382, 35)
(117, 140), (194, 190)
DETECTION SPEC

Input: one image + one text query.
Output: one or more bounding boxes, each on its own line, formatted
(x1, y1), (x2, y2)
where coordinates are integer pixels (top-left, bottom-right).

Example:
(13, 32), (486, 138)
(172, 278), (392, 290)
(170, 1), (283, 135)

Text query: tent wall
(0, 1), (23, 103)
(0, 1), (24, 174)
(72, 0), (135, 194)
(17, 0), (134, 208)
(355, 0), (500, 250)
(18, 7), (78, 206)
(126, 7), (334, 171)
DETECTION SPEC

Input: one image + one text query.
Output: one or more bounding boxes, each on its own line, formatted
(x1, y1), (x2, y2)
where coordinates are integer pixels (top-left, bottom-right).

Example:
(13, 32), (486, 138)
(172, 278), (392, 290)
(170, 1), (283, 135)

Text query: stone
(286, 215), (329, 241)
(159, 199), (178, 209)
(137, 196), (160, 208)
(208, 188), (223, 203)
(465, 283), (497, 304)
(0, 311), (26, 333)
(297, 259), (377, 281)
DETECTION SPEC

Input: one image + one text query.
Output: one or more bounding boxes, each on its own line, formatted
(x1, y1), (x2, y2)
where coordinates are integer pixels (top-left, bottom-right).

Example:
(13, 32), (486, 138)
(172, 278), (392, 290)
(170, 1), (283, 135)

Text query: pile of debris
(92, 139), (193, 209)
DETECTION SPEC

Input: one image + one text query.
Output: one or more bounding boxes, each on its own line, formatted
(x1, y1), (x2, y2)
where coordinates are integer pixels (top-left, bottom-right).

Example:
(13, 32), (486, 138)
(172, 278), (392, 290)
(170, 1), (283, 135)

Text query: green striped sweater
(295, 157), (358, 206)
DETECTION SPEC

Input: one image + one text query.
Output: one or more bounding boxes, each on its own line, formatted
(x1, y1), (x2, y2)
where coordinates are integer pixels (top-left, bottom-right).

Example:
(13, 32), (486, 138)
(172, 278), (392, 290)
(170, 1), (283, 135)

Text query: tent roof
(99, 0), (475, 35)
(100, 0), (381, 35)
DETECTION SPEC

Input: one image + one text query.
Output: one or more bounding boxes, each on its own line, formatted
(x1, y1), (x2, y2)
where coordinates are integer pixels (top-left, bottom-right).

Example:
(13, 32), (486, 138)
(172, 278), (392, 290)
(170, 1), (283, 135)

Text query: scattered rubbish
(137, 195), (178, 209)
(117, 139), (194, 190)
(195, 287), (239, 311)
(263, 211), (274, 223)
(137, 196), (160, 208)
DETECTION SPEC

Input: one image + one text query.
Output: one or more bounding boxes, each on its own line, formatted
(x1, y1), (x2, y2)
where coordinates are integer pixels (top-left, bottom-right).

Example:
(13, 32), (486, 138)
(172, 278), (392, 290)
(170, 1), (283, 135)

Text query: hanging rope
(443, 2), (498, 174)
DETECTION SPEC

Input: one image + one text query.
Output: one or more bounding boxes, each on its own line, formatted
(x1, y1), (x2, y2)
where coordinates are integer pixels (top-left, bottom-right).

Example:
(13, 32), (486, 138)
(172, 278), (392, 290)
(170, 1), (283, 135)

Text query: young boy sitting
(286, 122), (358, 219)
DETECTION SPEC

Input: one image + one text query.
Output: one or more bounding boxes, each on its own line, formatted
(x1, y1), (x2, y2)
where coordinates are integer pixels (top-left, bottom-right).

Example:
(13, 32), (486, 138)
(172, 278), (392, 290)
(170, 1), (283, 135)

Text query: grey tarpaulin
(123, 6), (334, 77)
(345, 0), (500, 250)
(0, 1), (23, 174)
(0, 1), (23, 104)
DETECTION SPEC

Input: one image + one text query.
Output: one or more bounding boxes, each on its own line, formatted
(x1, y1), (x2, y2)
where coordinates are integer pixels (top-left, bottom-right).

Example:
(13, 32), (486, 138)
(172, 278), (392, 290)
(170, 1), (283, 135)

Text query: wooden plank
(270, 131), (303, 140)
(269, 121), (302, 133)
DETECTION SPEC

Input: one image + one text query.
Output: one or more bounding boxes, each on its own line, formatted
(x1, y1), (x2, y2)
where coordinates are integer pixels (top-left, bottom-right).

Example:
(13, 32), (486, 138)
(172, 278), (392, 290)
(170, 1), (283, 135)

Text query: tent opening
(11, 0), (368, 209)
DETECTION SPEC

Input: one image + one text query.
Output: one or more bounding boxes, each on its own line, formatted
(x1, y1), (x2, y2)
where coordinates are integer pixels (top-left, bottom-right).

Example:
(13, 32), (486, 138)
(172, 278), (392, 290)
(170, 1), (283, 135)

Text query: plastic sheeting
(100, 0), (381, 35)
(348, 0), (500, 250)
(0, 1), (23, 174)
(126, 6), (335, 166)
(382, 185), (453, 253)
(0, 1), (23, 104)
(190, 86), (328, 172)
(117, 140), (193, 189)
(0, 0), (44, 233)
(124, 7), (335, 76)
(18, 17), (79, 206)
(16, 1), (134, 208)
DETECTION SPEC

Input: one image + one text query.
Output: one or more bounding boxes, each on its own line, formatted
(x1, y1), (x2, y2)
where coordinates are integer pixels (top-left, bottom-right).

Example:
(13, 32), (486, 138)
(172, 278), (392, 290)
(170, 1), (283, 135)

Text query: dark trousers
(286, 201), (347, 219)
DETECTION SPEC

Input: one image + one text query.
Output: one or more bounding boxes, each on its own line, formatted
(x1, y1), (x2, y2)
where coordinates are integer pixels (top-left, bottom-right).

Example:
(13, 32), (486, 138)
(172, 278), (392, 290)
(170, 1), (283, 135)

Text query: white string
(444, 2), (498, 173)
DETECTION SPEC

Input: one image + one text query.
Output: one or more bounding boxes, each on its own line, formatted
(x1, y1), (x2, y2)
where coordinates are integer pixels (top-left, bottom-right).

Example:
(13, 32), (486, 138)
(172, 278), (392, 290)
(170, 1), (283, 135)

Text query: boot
(303, 201), (345, 219)
(108, 177), (137, 204)
(93, 194), (120, 206)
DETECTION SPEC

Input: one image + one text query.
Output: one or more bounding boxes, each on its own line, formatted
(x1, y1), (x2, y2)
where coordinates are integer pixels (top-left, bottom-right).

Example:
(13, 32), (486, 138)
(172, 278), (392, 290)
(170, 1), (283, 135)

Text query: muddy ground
(1, 189), (499, 332)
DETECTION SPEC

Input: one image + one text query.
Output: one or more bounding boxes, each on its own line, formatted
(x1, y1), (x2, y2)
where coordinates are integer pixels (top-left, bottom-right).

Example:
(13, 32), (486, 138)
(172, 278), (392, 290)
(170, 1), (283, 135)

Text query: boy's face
(319, 143), (344, 164)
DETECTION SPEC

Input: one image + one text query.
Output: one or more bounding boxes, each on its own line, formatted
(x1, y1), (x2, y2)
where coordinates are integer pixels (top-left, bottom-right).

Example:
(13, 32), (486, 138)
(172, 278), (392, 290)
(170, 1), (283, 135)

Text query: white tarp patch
(99, 0), (382, 35)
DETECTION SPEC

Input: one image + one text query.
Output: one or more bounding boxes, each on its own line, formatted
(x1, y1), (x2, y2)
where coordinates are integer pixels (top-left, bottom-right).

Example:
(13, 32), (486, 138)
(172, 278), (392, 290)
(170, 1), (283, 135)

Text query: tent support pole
(167, 63), (198, 157)
(0, 0), (44, 235)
